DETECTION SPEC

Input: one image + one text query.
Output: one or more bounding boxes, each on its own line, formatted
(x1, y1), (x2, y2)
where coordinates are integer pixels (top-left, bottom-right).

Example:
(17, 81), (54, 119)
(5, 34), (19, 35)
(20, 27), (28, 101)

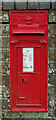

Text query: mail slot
(9, 11), (48, 111)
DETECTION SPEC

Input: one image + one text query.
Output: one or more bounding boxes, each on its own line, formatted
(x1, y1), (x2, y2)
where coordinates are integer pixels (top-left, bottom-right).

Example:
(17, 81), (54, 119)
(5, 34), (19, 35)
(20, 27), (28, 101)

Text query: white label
(23, 48), (34, 72)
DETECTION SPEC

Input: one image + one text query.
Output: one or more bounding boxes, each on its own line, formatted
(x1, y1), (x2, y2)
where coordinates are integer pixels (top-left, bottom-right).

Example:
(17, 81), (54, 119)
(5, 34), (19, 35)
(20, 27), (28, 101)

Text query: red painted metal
(9, 10), (48, 111)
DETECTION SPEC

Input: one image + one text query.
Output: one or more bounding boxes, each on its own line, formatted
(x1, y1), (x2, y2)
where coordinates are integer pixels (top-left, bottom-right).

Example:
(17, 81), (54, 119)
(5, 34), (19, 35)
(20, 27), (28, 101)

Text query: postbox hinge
(10, 40), (19, 44)
(40, 40), (47, 44)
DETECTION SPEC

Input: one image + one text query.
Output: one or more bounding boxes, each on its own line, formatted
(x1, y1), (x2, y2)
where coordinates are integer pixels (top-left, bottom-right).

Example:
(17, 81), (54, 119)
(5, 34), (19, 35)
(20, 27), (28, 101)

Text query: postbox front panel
(10, 11), (48, 111)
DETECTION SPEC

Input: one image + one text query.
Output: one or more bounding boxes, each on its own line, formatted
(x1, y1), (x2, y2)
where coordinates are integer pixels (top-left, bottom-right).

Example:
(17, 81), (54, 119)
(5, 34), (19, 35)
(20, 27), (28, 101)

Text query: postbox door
(16, 45), (42, 107)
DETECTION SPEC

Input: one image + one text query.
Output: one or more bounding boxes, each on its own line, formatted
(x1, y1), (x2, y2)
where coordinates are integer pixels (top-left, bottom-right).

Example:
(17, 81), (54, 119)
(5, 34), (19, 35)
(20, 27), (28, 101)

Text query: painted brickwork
(0, 0), (56, 119)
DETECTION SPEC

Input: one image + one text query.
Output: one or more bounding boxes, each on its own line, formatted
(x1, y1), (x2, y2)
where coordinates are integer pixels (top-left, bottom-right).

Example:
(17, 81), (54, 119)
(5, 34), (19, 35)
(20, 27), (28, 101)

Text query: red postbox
(9, 11), (48, 111)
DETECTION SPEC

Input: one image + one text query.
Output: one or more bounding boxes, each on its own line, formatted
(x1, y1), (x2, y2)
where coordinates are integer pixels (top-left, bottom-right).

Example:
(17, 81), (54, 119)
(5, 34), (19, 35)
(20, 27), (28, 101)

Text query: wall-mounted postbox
(9, 11), (48, 111)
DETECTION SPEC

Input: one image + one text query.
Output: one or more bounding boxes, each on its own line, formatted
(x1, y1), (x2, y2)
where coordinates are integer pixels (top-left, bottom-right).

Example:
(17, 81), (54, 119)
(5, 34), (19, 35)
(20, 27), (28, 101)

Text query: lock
(22, 78), (24, 82)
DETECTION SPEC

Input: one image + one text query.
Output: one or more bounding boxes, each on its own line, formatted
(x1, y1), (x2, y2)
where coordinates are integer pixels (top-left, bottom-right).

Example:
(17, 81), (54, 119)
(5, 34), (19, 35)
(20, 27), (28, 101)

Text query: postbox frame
(9, 10), (48, 111)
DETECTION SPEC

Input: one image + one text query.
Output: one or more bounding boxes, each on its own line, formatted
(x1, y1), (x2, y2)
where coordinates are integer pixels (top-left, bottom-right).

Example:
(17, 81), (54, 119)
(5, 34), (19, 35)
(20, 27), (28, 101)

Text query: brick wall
(0, 0), (56, 119)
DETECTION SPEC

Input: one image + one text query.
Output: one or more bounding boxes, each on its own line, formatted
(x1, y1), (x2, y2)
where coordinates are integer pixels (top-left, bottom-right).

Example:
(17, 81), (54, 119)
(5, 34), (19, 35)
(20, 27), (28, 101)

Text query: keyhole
(22, 78), (24, 82)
